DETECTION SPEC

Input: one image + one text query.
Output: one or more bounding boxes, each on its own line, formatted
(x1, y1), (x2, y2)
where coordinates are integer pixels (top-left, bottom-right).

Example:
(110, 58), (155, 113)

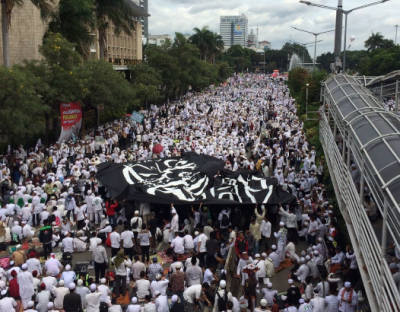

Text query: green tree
(189, 26), (215, 61)
(364, 32), (385, 52)
(47, 0), (95, 57)
(94, 0), (136, 60)
(1, 0), (54, 67)
(360, 46), (400, 76)
(282, 42), (312, 63)
(77, 60), (136, 127)
(130, 64), (162, 109)
(288, 67), (309, 95)
(0, 65), (49, 144)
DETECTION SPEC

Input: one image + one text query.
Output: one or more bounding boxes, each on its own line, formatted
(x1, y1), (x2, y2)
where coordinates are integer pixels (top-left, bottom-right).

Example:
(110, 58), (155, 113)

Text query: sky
(148, 0), (399, 57)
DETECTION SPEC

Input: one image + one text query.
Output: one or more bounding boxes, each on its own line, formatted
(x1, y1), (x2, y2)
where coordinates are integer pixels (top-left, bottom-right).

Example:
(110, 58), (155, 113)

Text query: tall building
(131, 0), (149, 39)
(220, 14), (248, 49)
(148, 34), (173, 46)
(248, 29), (258, 48)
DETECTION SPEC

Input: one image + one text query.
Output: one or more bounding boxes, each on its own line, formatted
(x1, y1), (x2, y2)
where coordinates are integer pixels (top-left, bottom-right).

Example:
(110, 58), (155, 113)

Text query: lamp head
(306, 83), (309, 87)
(300, 0), (312, 4)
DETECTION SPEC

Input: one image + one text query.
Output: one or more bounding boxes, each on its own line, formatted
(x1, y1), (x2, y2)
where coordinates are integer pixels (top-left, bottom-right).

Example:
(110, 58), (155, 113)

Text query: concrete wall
(0, 2), (48, 65)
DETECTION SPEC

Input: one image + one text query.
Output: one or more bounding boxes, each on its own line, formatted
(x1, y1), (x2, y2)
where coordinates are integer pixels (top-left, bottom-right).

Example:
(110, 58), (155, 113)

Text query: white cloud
(149, 0), (399, 56)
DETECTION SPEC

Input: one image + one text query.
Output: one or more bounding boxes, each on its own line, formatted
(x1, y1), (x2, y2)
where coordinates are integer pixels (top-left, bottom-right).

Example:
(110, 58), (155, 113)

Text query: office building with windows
(220, 14), (248, 49)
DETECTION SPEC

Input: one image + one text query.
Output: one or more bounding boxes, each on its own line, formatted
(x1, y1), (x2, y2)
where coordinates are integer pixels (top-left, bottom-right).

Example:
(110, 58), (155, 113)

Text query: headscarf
(114, 249), (125, 268)
(17, 198), (24, 208)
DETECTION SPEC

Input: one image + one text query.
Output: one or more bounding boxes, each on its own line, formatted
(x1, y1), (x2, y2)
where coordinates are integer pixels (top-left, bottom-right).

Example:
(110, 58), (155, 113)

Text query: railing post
(360, 159), (365, 202)
(379, 195), (389, 310)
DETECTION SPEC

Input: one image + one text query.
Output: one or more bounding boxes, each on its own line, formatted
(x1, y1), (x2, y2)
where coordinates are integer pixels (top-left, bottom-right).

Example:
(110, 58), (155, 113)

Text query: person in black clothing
(63, 282), (84, 312)
(205, 232), (219, 268)
(39, 219), (53, 260)
(148, 212), (158, 253)
(286, 279), (301, 306)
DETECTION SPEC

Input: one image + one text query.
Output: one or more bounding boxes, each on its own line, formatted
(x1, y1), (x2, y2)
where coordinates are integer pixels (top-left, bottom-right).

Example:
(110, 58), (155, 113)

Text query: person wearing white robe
(18, 264), (35, 309)
(337, 282), (358, 312)
(169, 207), (179, 243)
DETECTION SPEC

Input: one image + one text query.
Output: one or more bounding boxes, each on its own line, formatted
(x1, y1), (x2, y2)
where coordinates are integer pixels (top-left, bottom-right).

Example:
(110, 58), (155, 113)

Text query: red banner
(60, 102), (82, 130)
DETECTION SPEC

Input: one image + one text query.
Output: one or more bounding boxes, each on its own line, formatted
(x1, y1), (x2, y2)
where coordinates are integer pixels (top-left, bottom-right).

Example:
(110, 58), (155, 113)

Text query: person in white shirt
(22, 220), (35, 240)
(197, 228), (208, 268)
(74, 202), (86, 230)
(121, 224), (135, 260)
(183, 230), (194, 253)
(130, 210), (142, 245)
(85, 190), (94, 222)
(171, 232), (185, 255)
(293, 257), (310, 283)
(73, 232), (87, 252)
(260, 216), (271, 251)
(60, 264), (76, 287)
(62, 232), (75, 253)
(150, 274), (169, 297)
(92, 194), (103, 225)
(154, 291), (169, 312)
(85, 284), (102, 312)
(26, 255), (42, 275)
(110, 227), (121, 257)
(169, 206), (179, 243)
(98, 278), (111, 305)
(135, 271), (151, 298)
(111, 249), (132, 298)
(44, 254), (63, 277)
(53, 280), (70, 309)
(126, 297), (141, 312)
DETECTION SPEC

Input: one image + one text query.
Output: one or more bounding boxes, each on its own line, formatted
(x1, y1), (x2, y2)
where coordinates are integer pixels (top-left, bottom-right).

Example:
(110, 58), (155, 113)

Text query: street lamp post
(301, 40), (323, 65)
(299, 0), (390, 73)
(396, 25), (399, 45)
(291, 27), (335, 71)
(306, 83), (309, 118)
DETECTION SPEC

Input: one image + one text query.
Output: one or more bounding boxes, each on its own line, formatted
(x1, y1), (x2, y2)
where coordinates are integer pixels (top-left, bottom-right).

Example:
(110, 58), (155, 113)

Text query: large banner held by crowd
(58, 102), (82, 143)
(96, 153), (295, 205)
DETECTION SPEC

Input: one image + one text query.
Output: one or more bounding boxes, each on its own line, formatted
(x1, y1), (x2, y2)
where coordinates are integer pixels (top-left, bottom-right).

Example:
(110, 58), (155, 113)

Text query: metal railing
(319, 108), (400, 311)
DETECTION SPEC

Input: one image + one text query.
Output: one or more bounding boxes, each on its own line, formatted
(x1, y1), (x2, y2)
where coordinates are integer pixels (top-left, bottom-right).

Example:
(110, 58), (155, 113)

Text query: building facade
(131, 0), (149, 39)
(0, 2), (49, 66)
(148, 34), (173, 46)
(259, 40), (272, 51)
(248, 29), (258, 48)
(220, 14), (248, 49)
(0, 0), (147, 67)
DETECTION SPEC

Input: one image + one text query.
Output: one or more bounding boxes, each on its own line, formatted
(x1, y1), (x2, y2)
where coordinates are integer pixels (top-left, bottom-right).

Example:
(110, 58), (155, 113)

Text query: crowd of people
(0, 73), (396, 312)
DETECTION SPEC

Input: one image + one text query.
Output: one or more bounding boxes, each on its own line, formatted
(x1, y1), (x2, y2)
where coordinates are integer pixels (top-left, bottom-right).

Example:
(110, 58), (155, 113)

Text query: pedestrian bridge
(320, 74), (400, 311)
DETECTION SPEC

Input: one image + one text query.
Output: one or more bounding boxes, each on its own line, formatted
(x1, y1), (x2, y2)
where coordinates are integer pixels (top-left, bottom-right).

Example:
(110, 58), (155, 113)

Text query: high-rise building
(248, 29), (258, 48)
(220, 14), (248, 49)
(131, 0), (149, 39)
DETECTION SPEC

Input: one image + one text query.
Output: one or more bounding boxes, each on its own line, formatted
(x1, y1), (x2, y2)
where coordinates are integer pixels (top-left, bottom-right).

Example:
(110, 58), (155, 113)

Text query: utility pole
(396, 25), (399, 45)
(334, 0), (343, 72)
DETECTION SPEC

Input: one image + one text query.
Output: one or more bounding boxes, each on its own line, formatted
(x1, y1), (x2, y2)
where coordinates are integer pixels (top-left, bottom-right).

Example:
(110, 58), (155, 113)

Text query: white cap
(288, 279), (294, 284)
(131, 297), (138, 304)
(300, 257), (306, 263)
(87, 190), (92, 195)
(0, 290), (6, 296)
(255, 253), (260, 258)
(90, 284), (97, 291)
(271, 245), (277, 250)
(299, 299), (305, 304)
(175, 262), (182, 269)
(279, 222), (285, 226)
(261, 252), (267, 257)
(220, 280), (226, 288)
(59, 280), (65, 286)
(313, 250), (319, 255)
(47, 302), (54, 309)
(154, 290), (161, 296)
(77, 279), (83, 286)
(305, 255), (311, 261)
(267, 282), (273, 288)
(171, 295), (178, 303)
(105, 221), (110, 225)
(260, 299), (268, 307)
(22, 264), (28, 270)
(344, 281), (352, 287)
(65, 264), (71, 271)
(68, 282), (76, 290)
(100, 278), (106, 284)
(28, 301), (34, 308)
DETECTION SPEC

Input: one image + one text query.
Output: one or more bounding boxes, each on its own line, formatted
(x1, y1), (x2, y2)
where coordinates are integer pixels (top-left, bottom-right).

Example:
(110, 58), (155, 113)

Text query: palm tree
(47, 0), (95, 58)
(1, 0), (54, 67)
(209, 33), (224, 64)
(364, 32), (385, 52)
(94, 0), (136, 60)
(189, 26), (214, 61)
